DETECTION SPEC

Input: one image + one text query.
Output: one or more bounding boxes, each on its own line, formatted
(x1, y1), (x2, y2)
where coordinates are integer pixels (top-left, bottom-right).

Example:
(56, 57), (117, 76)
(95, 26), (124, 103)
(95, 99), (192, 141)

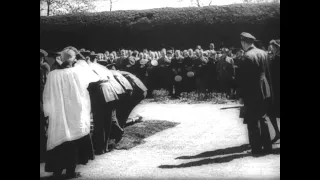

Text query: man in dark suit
(237, 32), (273, 156)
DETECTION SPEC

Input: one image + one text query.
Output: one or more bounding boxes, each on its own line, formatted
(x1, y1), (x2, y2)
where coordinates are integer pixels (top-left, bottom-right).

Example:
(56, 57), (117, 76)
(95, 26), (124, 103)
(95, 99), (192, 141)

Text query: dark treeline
(40, 3), (280, 52)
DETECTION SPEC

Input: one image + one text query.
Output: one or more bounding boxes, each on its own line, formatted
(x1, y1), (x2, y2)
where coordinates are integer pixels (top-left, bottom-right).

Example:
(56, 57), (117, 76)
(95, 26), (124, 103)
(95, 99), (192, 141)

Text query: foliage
(40, 3), (280, 52)
(40, 3), (280, 28)
(40, 0), (97, 16)
(143, 89), (232, 104)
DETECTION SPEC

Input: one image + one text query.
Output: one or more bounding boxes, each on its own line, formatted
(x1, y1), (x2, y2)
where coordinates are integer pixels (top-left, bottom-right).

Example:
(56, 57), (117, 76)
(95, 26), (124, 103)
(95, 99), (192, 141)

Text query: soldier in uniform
(237, 32), (273, 156)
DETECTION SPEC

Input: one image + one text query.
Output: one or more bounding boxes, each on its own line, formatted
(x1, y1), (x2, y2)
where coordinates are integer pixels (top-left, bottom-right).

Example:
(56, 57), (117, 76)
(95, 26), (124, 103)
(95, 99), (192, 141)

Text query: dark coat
(268, 54), (280, 117)
(237, 46), (271, 107)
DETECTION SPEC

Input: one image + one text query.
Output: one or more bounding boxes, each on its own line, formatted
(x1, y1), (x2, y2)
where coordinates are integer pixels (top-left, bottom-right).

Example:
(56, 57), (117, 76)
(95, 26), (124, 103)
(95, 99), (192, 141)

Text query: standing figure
(207, 43), (218, 93)
(193, 49), (208, 95)
(237, 32), (273, 156)
(216, 48), (235, 98)
(40, 49), (50, 163)
(43, 48), (95, 179)
(171, 50), (186, 98)
(158, 49), (174, 97)
(268, 39), (280, 143)
(184, 49), (197, 92)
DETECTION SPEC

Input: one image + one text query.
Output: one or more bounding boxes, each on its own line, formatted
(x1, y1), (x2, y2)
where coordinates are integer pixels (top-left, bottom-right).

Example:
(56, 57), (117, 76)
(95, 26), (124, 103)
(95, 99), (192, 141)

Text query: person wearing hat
(267, 39), (280, 143)
(43, 48), (96, 179)
(237, 32), (273, 156)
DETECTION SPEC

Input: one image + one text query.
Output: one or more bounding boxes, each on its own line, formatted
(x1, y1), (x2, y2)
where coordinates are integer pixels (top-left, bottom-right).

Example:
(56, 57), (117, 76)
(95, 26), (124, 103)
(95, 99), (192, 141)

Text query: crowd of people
(40, 32), (280, 179)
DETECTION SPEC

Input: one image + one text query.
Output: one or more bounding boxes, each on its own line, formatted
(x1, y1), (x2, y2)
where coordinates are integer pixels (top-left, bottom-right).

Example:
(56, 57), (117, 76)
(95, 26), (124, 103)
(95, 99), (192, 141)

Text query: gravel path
(40, 103), (280, 180)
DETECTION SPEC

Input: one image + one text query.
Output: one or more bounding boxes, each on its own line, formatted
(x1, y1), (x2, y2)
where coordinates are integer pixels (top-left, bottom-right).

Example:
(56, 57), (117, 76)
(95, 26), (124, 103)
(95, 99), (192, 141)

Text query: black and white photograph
(40, 0), (280, 179)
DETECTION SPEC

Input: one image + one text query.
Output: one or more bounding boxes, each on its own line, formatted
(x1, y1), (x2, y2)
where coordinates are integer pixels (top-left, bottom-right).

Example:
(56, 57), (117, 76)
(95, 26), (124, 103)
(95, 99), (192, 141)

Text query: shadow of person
(159, 148), (280, 169)
(176, 144), (250, 160)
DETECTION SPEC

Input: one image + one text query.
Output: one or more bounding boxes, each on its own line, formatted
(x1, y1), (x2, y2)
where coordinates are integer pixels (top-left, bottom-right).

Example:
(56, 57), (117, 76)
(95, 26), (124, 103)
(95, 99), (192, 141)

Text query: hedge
(40, 3), (280, 52)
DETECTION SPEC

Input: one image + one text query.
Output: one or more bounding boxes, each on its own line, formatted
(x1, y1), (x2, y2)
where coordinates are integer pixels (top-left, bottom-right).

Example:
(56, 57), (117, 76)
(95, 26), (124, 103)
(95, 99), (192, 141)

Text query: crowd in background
(43, 43), (273, 100)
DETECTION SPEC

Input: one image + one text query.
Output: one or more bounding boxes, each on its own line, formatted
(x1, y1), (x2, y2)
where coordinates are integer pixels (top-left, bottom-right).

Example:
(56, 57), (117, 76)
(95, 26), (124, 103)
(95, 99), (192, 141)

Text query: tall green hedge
(40, 3), (280, 52)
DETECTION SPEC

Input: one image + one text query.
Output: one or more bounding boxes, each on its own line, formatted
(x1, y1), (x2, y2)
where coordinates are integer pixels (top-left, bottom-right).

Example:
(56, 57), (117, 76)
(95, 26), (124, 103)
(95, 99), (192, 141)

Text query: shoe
(250, 149), (266, 157)
(95, 150), (105, 155)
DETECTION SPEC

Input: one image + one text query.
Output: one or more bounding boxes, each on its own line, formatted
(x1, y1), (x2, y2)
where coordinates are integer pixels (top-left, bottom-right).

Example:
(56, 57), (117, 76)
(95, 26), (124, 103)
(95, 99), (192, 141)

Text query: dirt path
(40, 103), (280, 180)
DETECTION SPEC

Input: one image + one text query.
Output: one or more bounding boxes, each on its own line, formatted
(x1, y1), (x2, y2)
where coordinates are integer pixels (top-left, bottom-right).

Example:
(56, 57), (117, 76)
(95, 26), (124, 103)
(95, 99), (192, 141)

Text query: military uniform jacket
(237, 46), (271, 106)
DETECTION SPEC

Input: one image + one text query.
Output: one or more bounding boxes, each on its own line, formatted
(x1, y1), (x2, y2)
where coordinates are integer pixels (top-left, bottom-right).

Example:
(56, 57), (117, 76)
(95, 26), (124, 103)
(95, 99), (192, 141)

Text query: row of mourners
(45, 44), (258, 98)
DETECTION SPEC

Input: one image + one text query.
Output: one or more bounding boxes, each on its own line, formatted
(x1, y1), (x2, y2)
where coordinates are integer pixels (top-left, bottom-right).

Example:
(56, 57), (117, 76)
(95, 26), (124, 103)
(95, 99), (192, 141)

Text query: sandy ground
(40, 102), (280, 180)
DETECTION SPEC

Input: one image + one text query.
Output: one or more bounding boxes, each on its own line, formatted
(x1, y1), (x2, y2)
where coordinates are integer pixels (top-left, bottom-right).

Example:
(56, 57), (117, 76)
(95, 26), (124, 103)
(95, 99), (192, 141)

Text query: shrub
(40, 3), (280, 51)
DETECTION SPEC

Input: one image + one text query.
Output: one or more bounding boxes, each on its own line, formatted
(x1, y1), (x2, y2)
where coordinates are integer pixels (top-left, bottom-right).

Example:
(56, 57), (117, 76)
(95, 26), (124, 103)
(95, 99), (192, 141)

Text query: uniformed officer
(237, 32), (273, 156)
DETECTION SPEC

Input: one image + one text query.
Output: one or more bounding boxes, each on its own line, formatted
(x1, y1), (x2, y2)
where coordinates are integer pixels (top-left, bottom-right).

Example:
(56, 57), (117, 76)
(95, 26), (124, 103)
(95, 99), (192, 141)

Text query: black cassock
(268, 54), (280, 118)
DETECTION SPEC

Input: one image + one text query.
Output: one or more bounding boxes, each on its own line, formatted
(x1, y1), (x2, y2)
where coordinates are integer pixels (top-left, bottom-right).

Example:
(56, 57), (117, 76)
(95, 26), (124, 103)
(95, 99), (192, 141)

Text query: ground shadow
(40, 176), (54, 180)
(176, 144), (250, 160)
(220, 106), (242, 110)
(159, 147), (280, 169)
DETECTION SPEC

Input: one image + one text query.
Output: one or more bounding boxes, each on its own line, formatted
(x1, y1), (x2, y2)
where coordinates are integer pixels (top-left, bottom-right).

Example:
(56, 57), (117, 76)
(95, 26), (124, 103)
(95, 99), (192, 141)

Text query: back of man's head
(61, 49), (76, 63)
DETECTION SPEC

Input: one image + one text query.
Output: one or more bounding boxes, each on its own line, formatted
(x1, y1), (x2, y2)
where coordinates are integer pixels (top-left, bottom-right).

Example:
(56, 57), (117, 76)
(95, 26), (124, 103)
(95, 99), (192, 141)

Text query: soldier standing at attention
(237, 32), (273, 156)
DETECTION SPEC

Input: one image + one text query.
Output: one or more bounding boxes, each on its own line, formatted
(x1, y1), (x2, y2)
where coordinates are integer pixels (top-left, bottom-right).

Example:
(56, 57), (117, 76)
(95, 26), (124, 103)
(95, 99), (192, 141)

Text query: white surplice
(43, 66), (97, 151)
